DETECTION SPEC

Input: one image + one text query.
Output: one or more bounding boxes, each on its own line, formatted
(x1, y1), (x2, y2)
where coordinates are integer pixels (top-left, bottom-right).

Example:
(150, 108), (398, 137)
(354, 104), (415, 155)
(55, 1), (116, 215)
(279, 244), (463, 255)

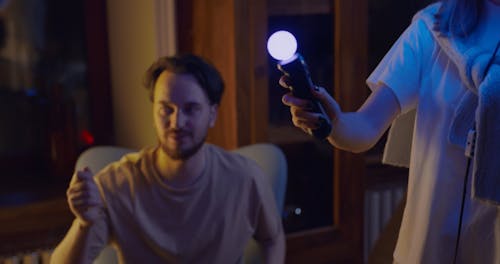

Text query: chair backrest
(233, 143), (287, 264)
(75, 144), (287, 264)
(232, 143), (287, 213)
(75, 146), (135, 172)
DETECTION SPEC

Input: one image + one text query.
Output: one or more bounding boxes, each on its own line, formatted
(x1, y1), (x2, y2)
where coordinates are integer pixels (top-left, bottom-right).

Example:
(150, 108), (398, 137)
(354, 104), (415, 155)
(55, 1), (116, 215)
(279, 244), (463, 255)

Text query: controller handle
(278, 54), (332, 139)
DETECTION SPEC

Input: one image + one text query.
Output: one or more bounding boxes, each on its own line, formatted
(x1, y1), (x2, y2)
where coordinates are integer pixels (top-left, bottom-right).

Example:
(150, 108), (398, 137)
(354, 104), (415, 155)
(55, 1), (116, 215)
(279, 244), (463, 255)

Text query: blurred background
(0, 0), (431, 263)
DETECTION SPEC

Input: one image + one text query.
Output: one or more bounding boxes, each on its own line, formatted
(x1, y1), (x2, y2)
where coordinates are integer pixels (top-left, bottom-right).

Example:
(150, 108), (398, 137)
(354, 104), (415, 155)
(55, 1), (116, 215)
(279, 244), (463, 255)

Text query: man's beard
(159, 131), (206, 160)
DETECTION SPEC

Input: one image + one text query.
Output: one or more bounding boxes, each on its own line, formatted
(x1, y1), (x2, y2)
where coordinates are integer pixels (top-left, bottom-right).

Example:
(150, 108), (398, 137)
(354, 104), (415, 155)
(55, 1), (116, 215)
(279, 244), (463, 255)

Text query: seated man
(50, 54), (285, 264)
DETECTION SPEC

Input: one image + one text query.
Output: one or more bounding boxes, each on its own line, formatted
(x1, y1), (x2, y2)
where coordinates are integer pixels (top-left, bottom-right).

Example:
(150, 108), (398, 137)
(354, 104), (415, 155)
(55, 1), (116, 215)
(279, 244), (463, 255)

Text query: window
(0, 0), (113, 206)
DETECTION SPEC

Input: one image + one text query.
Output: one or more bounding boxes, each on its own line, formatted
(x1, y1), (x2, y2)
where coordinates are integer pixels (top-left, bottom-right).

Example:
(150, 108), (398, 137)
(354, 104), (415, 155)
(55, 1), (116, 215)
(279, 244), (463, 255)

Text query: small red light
(80, 130), (95, 145)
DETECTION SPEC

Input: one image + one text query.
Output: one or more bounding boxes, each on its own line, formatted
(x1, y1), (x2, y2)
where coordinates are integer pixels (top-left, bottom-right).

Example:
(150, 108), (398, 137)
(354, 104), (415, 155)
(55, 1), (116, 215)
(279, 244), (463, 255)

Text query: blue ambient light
(267, 30), (297, 61)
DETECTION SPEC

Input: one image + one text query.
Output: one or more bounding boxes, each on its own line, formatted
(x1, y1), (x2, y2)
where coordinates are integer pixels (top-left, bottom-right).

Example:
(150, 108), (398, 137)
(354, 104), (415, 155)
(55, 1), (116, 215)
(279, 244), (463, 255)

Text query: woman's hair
(143, 54), (225, 105)
(434, 0), (483, 37)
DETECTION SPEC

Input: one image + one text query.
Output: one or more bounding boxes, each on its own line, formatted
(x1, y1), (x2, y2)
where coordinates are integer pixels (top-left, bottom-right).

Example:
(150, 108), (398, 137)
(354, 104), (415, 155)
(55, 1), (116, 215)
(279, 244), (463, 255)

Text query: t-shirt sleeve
(84, 173), (112, 259)
(80, 216), (111, 261)
(366, 18), (434, 114)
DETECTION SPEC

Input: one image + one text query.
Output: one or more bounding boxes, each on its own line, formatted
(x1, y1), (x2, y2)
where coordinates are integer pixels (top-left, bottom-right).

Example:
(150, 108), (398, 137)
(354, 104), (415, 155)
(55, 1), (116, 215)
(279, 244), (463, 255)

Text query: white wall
(105, 0), (176, 149)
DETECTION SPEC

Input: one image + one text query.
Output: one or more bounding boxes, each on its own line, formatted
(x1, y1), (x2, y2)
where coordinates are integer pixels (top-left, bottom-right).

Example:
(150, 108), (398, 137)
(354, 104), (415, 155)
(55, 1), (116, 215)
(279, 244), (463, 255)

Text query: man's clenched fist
(66, 167), (104, 227)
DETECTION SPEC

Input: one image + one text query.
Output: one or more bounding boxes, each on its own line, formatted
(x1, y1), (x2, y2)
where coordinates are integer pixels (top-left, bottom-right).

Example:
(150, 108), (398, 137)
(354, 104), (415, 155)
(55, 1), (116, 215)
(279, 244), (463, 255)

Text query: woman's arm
(282, 84), (401, 153)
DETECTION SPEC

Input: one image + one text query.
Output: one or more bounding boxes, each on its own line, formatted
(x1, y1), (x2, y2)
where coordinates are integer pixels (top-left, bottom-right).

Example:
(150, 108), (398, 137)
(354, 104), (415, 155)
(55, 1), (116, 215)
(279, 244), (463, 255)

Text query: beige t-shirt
(84, 144), (282, 263)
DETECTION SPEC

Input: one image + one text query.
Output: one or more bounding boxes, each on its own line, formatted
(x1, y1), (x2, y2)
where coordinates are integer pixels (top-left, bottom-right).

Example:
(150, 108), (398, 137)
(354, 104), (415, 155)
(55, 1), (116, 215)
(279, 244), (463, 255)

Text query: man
(51, 54), (285, 263)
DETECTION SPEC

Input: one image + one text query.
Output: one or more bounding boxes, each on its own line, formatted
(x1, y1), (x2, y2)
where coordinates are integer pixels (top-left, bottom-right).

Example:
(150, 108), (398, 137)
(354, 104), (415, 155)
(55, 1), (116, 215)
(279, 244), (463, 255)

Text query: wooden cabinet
(177, 0), (368, 262)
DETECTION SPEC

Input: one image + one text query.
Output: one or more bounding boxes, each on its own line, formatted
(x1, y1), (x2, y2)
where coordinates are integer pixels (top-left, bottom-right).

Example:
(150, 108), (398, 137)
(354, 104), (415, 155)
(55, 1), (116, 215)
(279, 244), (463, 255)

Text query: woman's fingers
(282, 92), (311, 108)
(291, 106), (323, 127)
(279, 76), (291, 89)
(293, 117), (320, 130)
(280, 81), (341, 136)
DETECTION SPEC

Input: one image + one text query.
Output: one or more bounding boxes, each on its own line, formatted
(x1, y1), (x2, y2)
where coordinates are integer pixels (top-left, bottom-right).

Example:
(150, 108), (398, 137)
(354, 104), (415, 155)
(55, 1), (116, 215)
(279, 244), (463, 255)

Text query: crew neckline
(147, 145), (211, 193)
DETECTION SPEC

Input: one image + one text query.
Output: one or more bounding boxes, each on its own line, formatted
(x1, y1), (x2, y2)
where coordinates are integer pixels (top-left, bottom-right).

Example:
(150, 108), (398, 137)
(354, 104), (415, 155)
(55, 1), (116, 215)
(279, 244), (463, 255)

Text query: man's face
(153, 71), (217, 160)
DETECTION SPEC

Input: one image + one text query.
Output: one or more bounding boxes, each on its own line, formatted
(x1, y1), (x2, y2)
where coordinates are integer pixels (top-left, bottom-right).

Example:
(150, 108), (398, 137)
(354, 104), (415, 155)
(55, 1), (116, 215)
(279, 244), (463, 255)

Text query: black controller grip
(278, 54), (332, 139)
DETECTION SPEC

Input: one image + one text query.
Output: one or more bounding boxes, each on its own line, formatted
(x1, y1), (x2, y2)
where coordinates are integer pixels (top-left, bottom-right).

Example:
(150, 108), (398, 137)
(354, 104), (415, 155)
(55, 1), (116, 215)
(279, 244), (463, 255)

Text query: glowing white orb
(267, 30), (297, 61)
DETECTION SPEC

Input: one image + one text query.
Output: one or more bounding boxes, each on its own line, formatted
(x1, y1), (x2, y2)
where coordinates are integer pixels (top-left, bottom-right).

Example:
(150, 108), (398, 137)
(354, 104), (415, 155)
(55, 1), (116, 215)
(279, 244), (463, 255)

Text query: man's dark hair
(143, 54), (225, 105)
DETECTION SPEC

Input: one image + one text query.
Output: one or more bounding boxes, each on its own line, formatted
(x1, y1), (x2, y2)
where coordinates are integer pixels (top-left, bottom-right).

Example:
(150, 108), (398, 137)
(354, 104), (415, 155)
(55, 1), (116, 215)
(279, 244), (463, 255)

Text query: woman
(281, 0), (500, 263)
